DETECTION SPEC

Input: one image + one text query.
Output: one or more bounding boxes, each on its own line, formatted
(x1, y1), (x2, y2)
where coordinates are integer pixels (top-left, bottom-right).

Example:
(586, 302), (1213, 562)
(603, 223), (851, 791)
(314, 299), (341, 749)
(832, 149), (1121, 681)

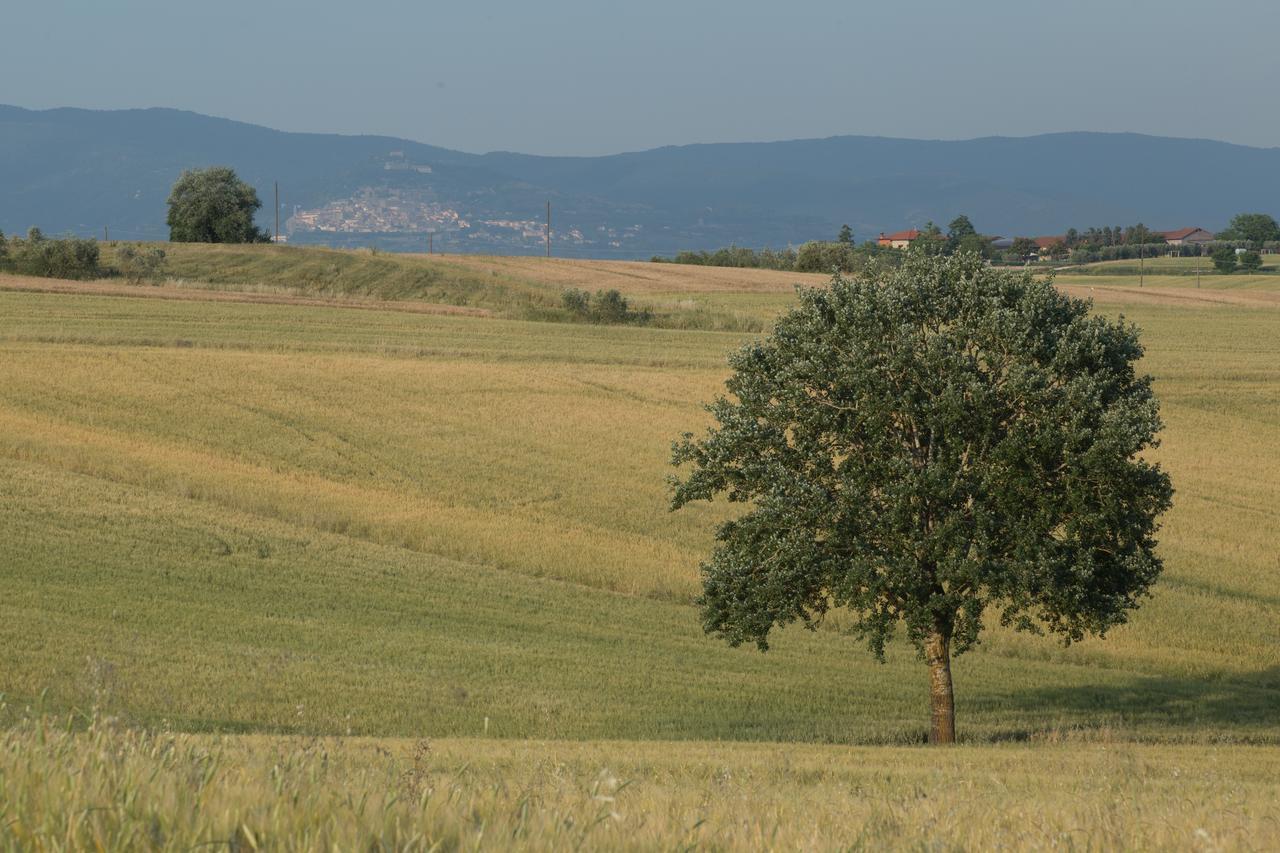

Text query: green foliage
(795, 240), (859, 272)
(561, 287), (652, 324)
(947, 215), (977, 240)
(1237, 250), (1263, 271)
(1010, 237), (1038, 258)
(672, 254), (1172, 680)
(1212, 246), (1238, 274)
(1218, 213), (1280, 246)
(1124, 224), (1162, 245)
(837, 224), (854, 244)
(2, 230), (102, 279)
(113, 244), (167, 284)
(655, 245), (798, 271)
(166, 167), (271, 243)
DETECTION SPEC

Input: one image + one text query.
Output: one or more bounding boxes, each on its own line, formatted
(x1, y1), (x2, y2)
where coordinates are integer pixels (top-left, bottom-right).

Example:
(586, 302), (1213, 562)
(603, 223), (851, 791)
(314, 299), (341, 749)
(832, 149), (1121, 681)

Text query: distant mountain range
(3, 104), (1279, 258)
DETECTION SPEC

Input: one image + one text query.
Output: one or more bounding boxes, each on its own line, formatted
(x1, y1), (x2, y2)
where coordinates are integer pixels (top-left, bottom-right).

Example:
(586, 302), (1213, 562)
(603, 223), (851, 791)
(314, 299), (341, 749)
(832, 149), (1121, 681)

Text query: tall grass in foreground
(2, 713), (1277, 850)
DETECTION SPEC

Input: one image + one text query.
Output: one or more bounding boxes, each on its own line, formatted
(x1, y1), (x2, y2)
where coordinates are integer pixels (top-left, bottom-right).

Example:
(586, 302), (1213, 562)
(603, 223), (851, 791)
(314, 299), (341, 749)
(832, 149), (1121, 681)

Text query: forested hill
(4, 104), (1279, 257)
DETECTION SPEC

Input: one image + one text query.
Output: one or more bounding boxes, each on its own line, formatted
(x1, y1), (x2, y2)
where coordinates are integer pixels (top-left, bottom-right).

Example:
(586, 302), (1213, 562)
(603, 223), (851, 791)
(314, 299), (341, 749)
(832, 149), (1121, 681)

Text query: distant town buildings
(283, 152), (648, 252)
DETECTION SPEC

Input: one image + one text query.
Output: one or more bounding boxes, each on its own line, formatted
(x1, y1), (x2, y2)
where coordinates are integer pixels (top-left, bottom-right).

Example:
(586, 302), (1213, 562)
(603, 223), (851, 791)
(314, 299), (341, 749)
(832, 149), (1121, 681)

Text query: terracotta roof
(1033, 236), (1066, 249)
(882, 229), (922, 241)
(1157, 227), (1206, 240)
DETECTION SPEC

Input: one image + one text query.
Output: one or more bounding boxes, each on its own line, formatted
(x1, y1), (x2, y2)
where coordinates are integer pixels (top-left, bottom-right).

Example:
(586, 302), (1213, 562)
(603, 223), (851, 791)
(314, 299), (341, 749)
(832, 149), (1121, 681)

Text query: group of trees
(1216, 212), (1280, 246)
(655, 245), (798, 271)
(0, 228), (103, 279)
(0, 228), (168, 283)
(0, 167), (272, 284)
(656, 225), (902, 275)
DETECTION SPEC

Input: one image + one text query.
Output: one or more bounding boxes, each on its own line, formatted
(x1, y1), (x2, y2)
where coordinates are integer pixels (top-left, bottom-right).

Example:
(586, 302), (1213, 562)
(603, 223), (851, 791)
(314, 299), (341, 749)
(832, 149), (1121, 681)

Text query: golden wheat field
(1, 246), (1278, 848)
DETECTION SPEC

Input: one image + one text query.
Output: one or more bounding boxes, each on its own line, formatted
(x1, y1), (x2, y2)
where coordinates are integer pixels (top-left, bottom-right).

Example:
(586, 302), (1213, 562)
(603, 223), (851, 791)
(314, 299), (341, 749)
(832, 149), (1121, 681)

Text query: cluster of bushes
(1064, 242), (1190, 264)
(1211, 246), (1263, 274)
(0, 228), (167, 283)
(654, 241), (897, 274)
(561, 288), (652, 325)
(0, 228), (103, 279)
(653, 246), (798, 270)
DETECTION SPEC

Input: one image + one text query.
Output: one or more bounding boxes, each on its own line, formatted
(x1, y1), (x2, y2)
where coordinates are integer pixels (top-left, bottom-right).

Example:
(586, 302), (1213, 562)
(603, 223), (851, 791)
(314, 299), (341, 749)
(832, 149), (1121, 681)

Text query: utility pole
(274, 182), (280, 243)
(104, 225), (109, 242)
(428, 231), (433, 254)
(545, 201), (551, 258)
(1139, 240), (1145, 287)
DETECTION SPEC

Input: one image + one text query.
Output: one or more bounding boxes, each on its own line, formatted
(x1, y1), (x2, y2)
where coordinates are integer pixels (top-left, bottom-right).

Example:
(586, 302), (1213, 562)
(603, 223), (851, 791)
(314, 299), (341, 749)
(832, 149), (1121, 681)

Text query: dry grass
(0, 282), (1277, 745)
(0, 272), (491, 316)
(412, 252), (829, 294)
(3, 714), (1277, 850)
(2, 249), (1280, 846)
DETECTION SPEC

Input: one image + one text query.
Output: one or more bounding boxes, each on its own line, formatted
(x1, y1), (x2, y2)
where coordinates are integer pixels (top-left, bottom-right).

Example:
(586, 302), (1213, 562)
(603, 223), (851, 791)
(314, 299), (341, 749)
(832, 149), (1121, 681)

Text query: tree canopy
(1218, 213), (1280, 246)
(166, 167), (270, 244)
(946, 215), (976, 240)
(671, 253), (1172, 743)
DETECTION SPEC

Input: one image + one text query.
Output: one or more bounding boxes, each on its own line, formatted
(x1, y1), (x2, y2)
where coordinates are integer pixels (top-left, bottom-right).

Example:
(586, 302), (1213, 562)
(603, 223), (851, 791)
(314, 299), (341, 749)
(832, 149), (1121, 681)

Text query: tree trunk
(925, 629), (956, 744)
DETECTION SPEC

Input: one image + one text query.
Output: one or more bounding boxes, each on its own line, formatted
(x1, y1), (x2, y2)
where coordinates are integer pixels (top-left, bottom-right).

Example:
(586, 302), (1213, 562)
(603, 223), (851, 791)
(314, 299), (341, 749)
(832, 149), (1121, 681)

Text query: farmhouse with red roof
(1157, 227), (1214, 246)
(878, 229), (923, 249)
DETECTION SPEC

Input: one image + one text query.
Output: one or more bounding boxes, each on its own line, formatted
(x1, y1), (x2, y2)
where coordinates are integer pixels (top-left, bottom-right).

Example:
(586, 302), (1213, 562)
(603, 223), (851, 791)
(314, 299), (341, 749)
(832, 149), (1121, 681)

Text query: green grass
(1066, 253), (1280, 276)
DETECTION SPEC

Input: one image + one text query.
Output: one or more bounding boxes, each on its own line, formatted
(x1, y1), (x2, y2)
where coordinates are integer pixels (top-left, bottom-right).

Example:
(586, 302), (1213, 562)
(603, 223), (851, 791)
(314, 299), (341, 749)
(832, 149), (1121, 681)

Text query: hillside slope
(0, 275), (1277, 742)
(5, 104), (1280, 254)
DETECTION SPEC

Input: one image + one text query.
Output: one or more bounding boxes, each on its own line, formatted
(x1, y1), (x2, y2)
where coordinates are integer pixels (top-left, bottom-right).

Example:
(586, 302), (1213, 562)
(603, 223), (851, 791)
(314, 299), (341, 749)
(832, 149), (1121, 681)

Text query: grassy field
(4, 716), (1278, 850)
(92, 242), (807, 331)
(1069, 254), (1280, 276)
(2, 245), (1278, 846)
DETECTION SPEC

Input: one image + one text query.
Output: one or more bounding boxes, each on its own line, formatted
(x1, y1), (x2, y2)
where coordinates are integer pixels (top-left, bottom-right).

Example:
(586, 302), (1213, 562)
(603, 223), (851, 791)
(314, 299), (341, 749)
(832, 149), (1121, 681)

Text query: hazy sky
(7, 0), (1280, 155)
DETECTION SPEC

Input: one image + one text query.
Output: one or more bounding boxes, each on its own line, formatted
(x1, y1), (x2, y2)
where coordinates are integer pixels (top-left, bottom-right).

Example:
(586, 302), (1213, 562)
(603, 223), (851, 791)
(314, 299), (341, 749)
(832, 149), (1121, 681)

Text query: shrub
(6, 231), (103, 280)
(795, 241), (857, 273)
(560, 288), (651, 325)
(656, 246), (798, 271)
(115, 244), (168, 284)
(1237, 250), (1263, 272)
(1212, 246), (1238, 274)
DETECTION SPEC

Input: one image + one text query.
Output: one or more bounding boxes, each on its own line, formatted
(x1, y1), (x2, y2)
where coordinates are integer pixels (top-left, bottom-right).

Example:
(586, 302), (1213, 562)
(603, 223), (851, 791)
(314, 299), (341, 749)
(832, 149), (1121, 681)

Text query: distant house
(1157, 227), (1214, 246)
(878, 229), (922, 249)
(988, 236), (1014, 250)
(1033, 236), (1067, 253)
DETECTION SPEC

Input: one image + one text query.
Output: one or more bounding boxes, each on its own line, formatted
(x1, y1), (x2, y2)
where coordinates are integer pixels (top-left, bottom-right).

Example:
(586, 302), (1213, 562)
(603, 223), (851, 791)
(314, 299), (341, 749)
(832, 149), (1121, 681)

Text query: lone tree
(837, 224), (855, 244)
(166, 167), (270, 243)
(671, 253), (1172, 743)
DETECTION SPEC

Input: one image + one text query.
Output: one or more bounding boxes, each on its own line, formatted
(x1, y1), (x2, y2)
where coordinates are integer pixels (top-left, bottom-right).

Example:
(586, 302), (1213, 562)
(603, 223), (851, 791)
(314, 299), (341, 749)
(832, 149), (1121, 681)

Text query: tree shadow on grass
(980, 666), (1280, 743)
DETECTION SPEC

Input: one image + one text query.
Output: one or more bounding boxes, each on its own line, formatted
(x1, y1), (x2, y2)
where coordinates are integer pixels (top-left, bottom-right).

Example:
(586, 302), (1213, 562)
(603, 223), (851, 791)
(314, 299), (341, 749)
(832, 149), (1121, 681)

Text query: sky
(6, 0), (1280, 156)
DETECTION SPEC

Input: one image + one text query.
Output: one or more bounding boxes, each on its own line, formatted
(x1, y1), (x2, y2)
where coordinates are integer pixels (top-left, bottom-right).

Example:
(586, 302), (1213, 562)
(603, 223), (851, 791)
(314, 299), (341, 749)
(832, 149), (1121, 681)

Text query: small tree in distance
(837, 224), (854, 244)
(671, 253), (1173, 743)
(1212, 246), (1238, 274)
(167, 167), (270, 243)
